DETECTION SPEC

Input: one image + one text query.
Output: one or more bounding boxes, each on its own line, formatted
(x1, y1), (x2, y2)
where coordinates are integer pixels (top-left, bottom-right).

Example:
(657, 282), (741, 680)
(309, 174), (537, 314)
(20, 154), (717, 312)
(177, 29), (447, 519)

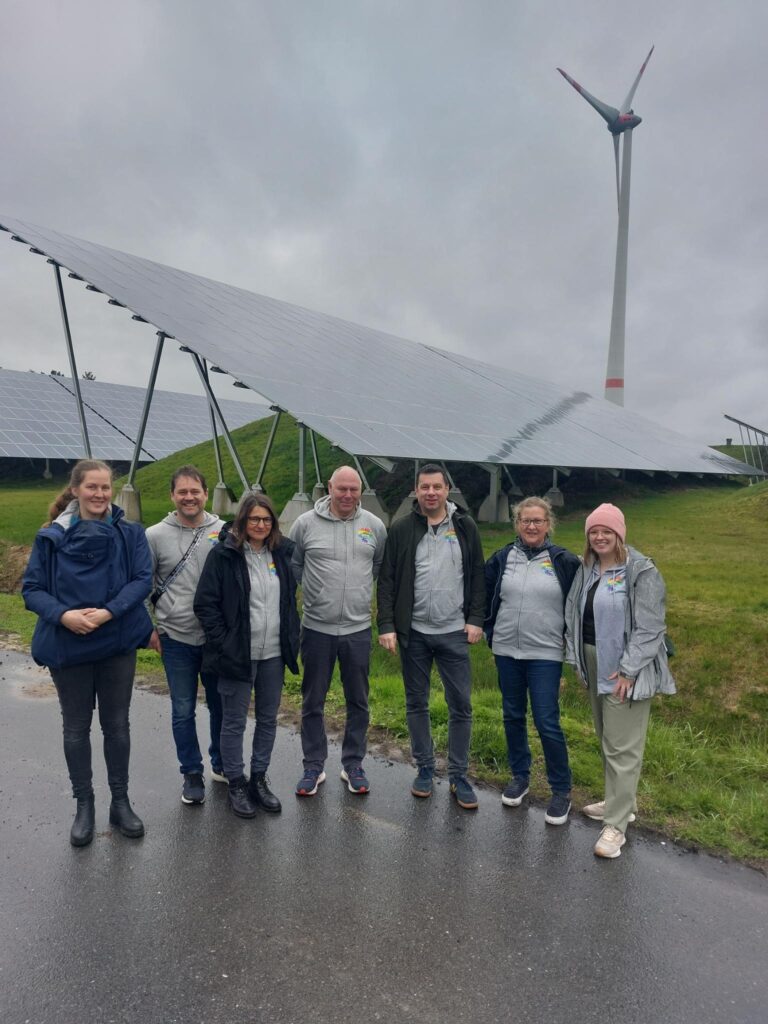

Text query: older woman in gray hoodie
(565, 503), (675, 859)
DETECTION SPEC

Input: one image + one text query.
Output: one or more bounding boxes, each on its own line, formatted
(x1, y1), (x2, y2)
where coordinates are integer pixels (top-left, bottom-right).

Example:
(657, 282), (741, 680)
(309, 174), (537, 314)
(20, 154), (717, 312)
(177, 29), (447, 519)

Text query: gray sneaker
(583, 800), (636, 823)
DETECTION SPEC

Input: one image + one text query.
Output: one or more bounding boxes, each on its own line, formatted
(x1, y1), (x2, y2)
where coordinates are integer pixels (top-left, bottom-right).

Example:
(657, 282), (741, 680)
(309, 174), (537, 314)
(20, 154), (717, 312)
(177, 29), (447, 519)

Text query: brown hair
(512, 496), (556, 533)
(170, 465), (208, 492)
(230, 493), (282, 552)
(46, 459), (113, 525)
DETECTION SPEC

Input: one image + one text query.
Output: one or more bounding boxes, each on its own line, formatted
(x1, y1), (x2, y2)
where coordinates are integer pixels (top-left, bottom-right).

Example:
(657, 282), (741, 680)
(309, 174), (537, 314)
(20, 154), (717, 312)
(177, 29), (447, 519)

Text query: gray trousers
(584, 643), (651, 833)
(218, 657), (284, 779)
(300, 627), (371, 771)
(400, 629), (473, 778)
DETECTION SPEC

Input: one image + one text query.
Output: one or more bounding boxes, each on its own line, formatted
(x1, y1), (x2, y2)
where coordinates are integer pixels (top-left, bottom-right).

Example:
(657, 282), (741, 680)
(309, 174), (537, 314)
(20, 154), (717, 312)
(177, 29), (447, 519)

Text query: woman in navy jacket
(22, 460), (153, 847)
(194, 493), (299, 819)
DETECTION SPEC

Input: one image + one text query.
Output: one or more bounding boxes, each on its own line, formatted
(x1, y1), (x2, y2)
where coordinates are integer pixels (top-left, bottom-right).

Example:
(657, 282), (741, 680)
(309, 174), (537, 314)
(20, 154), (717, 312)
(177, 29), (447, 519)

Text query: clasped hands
(60, 608), (113, 635)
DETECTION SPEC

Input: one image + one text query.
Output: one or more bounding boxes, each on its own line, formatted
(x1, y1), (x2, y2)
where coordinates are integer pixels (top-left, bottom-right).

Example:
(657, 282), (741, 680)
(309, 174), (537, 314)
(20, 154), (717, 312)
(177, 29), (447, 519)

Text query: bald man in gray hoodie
(290, 466), (386, 798)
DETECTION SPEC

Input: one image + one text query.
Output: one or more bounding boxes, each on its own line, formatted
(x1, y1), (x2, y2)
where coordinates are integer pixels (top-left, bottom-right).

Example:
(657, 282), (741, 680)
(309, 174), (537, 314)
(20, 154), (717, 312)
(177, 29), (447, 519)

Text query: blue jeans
(219, 658), (285, 778)
(160, 635), (222, 775)
(400, 629), (473, 778)
(495, 656), (571, 795)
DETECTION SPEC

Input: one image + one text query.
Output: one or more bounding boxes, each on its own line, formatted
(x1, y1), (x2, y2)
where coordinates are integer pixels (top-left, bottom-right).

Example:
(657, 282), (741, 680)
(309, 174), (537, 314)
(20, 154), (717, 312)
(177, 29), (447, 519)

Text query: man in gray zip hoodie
(290, 466), (387, 797)
(145, 466), (225, 807)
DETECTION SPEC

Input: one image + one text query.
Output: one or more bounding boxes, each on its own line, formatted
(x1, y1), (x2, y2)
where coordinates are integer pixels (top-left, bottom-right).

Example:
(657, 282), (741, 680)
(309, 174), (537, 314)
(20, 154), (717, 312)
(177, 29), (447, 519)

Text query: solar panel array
(0, 367), (270, 461)
(0, 215), (755, 476)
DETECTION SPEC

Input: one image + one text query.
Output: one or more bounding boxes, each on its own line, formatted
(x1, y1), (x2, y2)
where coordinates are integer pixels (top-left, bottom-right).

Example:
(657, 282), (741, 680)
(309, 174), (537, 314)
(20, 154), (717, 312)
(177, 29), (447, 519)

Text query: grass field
(1, 471), (766, 864)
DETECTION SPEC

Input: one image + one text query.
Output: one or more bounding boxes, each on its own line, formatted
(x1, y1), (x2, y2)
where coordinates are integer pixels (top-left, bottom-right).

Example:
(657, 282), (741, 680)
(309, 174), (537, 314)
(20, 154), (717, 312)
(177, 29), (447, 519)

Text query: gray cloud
(1, 0), (765, 446)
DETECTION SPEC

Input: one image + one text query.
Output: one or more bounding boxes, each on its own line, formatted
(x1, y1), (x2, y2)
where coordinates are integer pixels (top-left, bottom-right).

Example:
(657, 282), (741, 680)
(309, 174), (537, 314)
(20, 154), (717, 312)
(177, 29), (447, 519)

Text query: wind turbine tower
(558, 47), (654, 406)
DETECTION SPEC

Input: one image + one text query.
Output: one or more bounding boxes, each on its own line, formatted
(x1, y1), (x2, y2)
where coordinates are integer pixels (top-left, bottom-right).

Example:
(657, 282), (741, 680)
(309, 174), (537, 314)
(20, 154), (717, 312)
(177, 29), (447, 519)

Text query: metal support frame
(200, 360), (225, 486)
(298, 423), (307, 494)
(253, 409), (282, 491)
(126, 332), (165, 487)
(352, 455), (370, 490)
(309, 430), (323, 486)
(189, 352), (251, 492)
(53, 263), (91, 457)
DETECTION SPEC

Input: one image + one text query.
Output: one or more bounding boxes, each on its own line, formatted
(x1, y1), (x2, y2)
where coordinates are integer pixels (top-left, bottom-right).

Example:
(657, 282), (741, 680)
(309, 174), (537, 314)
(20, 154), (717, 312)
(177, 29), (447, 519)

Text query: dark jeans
(400, 629), (473, 777)
(50, 652), (137, 800)
(495, 656), (571, 795)
(219, 657), (285, 779)
(160, 635), (222, 775)
(300, 626), (371, 771)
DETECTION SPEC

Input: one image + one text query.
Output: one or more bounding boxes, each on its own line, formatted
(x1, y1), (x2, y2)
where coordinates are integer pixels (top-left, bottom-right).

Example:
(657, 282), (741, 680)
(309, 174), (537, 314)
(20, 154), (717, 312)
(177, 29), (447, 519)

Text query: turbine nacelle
(609, 112), (642, 135)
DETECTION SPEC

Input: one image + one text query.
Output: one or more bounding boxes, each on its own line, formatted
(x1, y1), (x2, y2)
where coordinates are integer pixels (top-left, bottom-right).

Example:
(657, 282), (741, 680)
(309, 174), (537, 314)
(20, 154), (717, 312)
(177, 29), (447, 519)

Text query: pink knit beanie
(585, 503), (626, 542)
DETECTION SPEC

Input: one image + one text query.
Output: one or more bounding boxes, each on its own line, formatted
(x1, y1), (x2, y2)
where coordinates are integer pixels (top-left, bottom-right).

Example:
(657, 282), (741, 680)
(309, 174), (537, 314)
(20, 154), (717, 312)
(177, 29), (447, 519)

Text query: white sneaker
(594, 825), (626, 859)
(582, 800), (635, 823)
(210, 765), (227, 784)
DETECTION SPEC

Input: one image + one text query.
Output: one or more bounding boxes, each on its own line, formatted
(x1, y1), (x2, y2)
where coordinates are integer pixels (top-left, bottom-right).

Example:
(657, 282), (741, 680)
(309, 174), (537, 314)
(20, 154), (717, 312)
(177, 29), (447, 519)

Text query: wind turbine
(558, 47), (654, 406)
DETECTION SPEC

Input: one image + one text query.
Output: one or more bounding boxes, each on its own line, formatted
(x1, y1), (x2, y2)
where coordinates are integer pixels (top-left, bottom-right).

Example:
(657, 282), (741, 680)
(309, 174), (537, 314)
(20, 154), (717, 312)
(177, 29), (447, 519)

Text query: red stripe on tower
(605, 378), (624, 388)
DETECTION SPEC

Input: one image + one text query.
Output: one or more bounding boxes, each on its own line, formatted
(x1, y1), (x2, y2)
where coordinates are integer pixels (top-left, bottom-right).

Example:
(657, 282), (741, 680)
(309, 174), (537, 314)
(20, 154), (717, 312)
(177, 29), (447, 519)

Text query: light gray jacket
(289, 496), (387, 636)
(565, 546), (676, 701)
(145, 510), (224, 645)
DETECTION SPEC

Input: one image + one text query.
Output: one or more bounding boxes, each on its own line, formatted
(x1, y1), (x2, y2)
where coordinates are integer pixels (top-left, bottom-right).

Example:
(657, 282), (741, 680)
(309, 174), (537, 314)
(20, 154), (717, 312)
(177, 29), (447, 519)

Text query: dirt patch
(0, 542), (31, 593)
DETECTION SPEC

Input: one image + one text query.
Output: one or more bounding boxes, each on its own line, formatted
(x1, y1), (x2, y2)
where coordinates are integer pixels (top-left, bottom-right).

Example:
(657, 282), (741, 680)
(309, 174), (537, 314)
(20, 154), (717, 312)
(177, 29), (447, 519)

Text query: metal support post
(278, 421), (313, 531)
(253, 410), (282, 493)
(309, 430), (325, 500)
(126, 332), (165, 487)
(53, 263), (91, 457)
(190, 353), (251, 492)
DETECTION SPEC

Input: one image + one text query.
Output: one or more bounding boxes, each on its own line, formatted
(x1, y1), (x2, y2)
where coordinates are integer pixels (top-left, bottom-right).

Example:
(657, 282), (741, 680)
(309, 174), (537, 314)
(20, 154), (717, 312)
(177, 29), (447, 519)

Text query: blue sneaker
(341, 766), (370, 794)
(450, 775), (478, 810)
(501, 778), (529, 807)
(544, 793), (572, 825)
(411, 767), (434, 798)
(295, 769), (326, 797)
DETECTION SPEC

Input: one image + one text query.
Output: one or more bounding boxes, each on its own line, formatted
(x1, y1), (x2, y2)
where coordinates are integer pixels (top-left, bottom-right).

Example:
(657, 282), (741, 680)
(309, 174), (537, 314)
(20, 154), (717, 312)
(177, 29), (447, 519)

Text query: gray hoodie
(145, 510), (225, 645)
(289, 496), (387, 636)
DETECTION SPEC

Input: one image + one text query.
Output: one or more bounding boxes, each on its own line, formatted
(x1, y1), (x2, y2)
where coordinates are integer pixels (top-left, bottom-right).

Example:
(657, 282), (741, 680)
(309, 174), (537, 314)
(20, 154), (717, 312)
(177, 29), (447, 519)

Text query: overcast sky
(1, 0), (765, 446)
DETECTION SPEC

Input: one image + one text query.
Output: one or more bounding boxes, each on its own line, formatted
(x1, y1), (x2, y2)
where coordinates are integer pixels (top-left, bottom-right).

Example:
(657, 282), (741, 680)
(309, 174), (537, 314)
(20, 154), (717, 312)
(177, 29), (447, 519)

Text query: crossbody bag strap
(151, 526), (207, 607)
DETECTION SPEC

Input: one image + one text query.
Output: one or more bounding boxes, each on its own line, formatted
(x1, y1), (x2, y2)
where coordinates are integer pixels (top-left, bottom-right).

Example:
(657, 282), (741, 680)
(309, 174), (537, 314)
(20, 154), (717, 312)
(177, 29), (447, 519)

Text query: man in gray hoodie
(290, 466), (387, 797)
(146, 466), (225, 806)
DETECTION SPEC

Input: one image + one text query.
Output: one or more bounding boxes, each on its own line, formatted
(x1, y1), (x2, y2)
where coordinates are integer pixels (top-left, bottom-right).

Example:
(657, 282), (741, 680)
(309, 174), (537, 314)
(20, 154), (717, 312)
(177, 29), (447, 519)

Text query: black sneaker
(249, 772), (282, 813)
(501, 778), (529, 807)
(181, 772), (205, 805)
(450, 775), (478, 810)
(545, 793), (571, 825)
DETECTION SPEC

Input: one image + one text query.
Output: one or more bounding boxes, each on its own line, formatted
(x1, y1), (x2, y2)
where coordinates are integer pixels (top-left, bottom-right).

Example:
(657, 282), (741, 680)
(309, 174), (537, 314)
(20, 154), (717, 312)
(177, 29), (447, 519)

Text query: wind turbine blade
(557, 67), (619, 126)
(613, 135), (621, 210)
(620, 45), (654, 113)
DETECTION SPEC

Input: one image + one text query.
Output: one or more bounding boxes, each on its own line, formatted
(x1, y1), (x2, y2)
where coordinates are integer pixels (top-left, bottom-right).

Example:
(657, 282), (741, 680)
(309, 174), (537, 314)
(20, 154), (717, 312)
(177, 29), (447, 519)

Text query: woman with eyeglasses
(565, 504), (675, 858)
(485, 496), (580, 825)
(194, 494), (300, 818)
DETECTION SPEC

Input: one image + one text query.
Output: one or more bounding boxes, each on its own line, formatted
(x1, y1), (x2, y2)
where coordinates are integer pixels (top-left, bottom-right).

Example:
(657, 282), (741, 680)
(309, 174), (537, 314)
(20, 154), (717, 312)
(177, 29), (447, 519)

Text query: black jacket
(377, 502), (486, 647)
(193, 525), (300, 682)
(484, 540), (580, 646)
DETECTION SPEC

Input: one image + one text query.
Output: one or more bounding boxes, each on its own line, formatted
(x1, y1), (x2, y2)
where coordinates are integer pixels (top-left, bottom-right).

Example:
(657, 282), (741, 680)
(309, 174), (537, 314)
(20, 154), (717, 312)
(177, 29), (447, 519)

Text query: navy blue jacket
(484, 541), (580, 646)
(22, 505), (153, 669)
(193, 526), (300, 682)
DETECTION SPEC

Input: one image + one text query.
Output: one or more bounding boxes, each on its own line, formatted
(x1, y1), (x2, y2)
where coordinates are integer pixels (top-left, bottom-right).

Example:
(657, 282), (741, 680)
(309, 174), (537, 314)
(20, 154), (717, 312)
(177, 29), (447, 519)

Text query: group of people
(22, 458), (675, 860)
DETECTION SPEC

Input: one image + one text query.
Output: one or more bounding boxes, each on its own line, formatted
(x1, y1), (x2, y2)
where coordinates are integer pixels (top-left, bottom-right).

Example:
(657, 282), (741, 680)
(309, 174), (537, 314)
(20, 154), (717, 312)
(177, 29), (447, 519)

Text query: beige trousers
(583, 644), (651, 833)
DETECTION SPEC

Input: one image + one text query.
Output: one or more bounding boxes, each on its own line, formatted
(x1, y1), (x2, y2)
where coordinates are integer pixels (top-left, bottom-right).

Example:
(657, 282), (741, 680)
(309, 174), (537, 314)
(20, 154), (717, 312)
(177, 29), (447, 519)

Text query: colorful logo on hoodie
(605, 573), (626, 592)
(357, 527), (374, 545)
(539, 557), (555, 577)
(208, 529), (221, 545)
(268, 559), (277, 576)
(444, 529), (458, 545)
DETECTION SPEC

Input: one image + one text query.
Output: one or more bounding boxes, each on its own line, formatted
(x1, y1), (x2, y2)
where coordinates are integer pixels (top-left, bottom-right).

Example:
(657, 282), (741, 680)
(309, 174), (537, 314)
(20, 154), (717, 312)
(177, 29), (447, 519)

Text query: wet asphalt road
(0, 648), (766, 1024)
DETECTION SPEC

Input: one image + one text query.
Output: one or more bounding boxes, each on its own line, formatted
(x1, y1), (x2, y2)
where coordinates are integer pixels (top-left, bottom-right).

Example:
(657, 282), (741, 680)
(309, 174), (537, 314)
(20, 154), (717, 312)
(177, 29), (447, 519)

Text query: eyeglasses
(247, 515), (273, 525)
(519, 518), (547, 527)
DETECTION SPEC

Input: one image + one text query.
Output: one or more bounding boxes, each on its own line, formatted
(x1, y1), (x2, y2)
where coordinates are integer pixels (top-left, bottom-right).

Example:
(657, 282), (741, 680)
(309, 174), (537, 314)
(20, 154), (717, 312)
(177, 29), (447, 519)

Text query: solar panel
(0, 367), (269, 461)
(0, 216), (756, 476)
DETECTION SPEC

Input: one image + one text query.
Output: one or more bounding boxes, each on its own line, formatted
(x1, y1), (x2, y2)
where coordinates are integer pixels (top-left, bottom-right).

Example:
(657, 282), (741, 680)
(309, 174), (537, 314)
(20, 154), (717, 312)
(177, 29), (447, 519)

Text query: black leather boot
(228, 776), (257, 818)
(70, 795), (95, 847)
(249, 772), (282, 813)
(109, 796), (145, 838)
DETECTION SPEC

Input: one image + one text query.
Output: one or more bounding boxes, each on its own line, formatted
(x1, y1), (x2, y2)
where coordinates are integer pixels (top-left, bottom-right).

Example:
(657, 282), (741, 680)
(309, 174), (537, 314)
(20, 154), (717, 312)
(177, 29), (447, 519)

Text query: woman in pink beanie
(565, 503), (675, 859)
